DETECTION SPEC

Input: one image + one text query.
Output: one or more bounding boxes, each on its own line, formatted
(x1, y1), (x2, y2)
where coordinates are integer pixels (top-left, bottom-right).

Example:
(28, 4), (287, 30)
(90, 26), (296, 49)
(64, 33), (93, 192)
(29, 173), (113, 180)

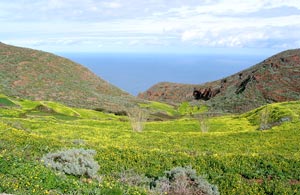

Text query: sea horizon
(58, 52), (271, 96)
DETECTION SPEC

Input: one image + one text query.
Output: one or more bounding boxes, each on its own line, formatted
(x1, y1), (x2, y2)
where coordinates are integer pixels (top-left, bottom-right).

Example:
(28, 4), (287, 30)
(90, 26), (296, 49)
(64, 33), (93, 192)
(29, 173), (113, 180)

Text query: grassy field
(0, 94), (300, 194)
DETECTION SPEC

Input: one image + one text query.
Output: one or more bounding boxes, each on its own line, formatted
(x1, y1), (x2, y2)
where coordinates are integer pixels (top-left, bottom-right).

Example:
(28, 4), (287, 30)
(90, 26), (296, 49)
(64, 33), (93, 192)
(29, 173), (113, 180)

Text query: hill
(138, 49), (300, 113)
(0, 42), (140, 113)
(0, 94), (300, 194)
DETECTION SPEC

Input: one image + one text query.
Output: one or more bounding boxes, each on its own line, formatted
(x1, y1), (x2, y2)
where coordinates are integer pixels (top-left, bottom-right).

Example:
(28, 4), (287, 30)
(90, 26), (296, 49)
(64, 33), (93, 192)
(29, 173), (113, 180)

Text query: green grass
(0, 95), (17, 107)
(39, 101), (81, 117)
(0, 96), (300, 194)
(243, 101), (300, 126)
(177, 101), (208, 115)
(139, 101), (178, 116)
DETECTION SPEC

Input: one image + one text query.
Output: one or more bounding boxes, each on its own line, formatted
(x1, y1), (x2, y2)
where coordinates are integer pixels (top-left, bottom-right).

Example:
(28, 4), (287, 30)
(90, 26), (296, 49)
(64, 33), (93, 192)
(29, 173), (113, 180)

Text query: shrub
(259, 105), (270, 130)
(42, 148), (99, 178)
(127, 107), (148, 132)
(118, 169), (150, 187)
(198, 113), (209, 133)
(152, 166), (219, 195)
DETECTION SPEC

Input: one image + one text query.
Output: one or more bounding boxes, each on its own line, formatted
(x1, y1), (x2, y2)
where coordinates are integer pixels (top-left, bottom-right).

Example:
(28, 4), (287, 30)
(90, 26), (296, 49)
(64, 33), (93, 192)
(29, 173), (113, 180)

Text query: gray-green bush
(152, 166), (219, 195)
(118, 169), (150, 187)
(42, 148), (99, 178)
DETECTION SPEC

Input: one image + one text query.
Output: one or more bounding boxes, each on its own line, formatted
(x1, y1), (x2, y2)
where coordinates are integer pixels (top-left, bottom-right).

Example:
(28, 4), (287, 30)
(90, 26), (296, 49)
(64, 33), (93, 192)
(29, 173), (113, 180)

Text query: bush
(42, 148), (99, 178)
(118, 169), (150, 187)
(152, 166), (219, 195)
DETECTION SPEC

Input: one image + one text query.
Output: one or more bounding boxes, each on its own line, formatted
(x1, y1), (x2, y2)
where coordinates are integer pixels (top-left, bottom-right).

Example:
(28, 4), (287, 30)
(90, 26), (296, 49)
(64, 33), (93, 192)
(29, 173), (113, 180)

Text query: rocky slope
(139, 49), (300, 113)
(0, 43), (140, 113)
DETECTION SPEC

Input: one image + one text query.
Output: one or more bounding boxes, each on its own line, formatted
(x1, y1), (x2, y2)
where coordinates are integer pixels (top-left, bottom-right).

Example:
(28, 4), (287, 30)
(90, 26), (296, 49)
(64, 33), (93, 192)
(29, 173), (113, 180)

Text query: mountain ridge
(0, 42), (140, 113)
(138, 49), (300, 113)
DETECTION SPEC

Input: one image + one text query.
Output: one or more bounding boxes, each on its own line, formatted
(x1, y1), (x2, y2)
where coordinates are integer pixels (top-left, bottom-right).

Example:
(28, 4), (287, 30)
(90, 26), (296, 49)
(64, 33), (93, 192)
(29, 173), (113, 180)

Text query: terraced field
(0, 94), (300, 194)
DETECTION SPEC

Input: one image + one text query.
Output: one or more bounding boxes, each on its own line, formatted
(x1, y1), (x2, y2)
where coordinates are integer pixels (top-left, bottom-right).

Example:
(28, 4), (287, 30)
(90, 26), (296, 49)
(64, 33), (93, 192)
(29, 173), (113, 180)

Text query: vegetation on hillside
(139, 49), (300, 113)
(0, 42), (140, 114)
(0, 94), (300, 194)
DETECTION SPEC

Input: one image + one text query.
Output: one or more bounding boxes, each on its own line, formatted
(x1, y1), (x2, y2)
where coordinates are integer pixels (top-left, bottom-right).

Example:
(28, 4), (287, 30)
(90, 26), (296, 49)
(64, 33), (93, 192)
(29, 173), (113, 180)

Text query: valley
(0, 43), (300, 194)
(0, 94), (300, 194)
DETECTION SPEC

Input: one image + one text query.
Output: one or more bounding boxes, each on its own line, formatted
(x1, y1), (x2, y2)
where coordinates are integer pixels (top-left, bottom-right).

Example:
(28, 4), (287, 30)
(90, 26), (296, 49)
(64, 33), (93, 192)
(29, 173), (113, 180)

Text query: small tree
(127, 107), (148, 132)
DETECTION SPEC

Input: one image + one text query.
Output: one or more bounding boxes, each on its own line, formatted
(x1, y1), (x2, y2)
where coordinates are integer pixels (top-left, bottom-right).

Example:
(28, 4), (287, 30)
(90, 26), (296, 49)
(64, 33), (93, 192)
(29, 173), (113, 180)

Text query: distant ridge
(139, 49), (300, 113)
(0, 42), (140, 113)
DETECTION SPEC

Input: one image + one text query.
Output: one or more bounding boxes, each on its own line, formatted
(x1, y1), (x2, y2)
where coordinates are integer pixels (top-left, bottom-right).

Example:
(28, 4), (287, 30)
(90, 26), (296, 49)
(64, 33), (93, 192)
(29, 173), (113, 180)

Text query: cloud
(1, 0), (300, 52)
(181, 30), (205, 42)
(180, 24), (300, 49)
(46, 0), (68, 9)
(102, 2), (122, 9)
(239, 6), (300, 18)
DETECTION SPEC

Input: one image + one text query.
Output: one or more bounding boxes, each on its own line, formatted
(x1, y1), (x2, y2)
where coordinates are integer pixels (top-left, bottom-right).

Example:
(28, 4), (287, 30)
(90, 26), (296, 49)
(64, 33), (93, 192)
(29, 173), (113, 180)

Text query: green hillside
(0, 94), (300, 194)
(0, 43), (140, 114)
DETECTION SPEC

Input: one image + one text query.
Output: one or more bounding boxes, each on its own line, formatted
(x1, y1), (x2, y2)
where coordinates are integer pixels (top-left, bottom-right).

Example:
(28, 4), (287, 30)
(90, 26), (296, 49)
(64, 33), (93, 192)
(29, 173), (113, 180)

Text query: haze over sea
(60, 52), (270, 96)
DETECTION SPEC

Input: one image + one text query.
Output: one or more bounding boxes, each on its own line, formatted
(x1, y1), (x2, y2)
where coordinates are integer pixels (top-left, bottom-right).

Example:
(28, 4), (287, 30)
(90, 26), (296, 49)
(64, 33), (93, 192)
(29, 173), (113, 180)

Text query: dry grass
(127, 107), (148, 132)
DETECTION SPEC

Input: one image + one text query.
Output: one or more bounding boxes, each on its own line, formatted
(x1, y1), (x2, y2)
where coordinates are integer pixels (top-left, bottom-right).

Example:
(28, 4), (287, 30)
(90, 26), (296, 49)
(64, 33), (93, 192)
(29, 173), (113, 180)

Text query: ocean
(58, 52), (268, 95)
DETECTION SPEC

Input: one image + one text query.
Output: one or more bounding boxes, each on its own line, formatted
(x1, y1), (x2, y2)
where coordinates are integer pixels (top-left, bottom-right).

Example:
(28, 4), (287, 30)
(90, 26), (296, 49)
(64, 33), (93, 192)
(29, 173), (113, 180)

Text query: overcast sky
(1, 0), (300, 53)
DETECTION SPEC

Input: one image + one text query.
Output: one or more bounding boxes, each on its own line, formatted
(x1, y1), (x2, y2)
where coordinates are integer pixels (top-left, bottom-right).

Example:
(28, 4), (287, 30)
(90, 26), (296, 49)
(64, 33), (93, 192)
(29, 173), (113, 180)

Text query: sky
(1, 0), (300, 54)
